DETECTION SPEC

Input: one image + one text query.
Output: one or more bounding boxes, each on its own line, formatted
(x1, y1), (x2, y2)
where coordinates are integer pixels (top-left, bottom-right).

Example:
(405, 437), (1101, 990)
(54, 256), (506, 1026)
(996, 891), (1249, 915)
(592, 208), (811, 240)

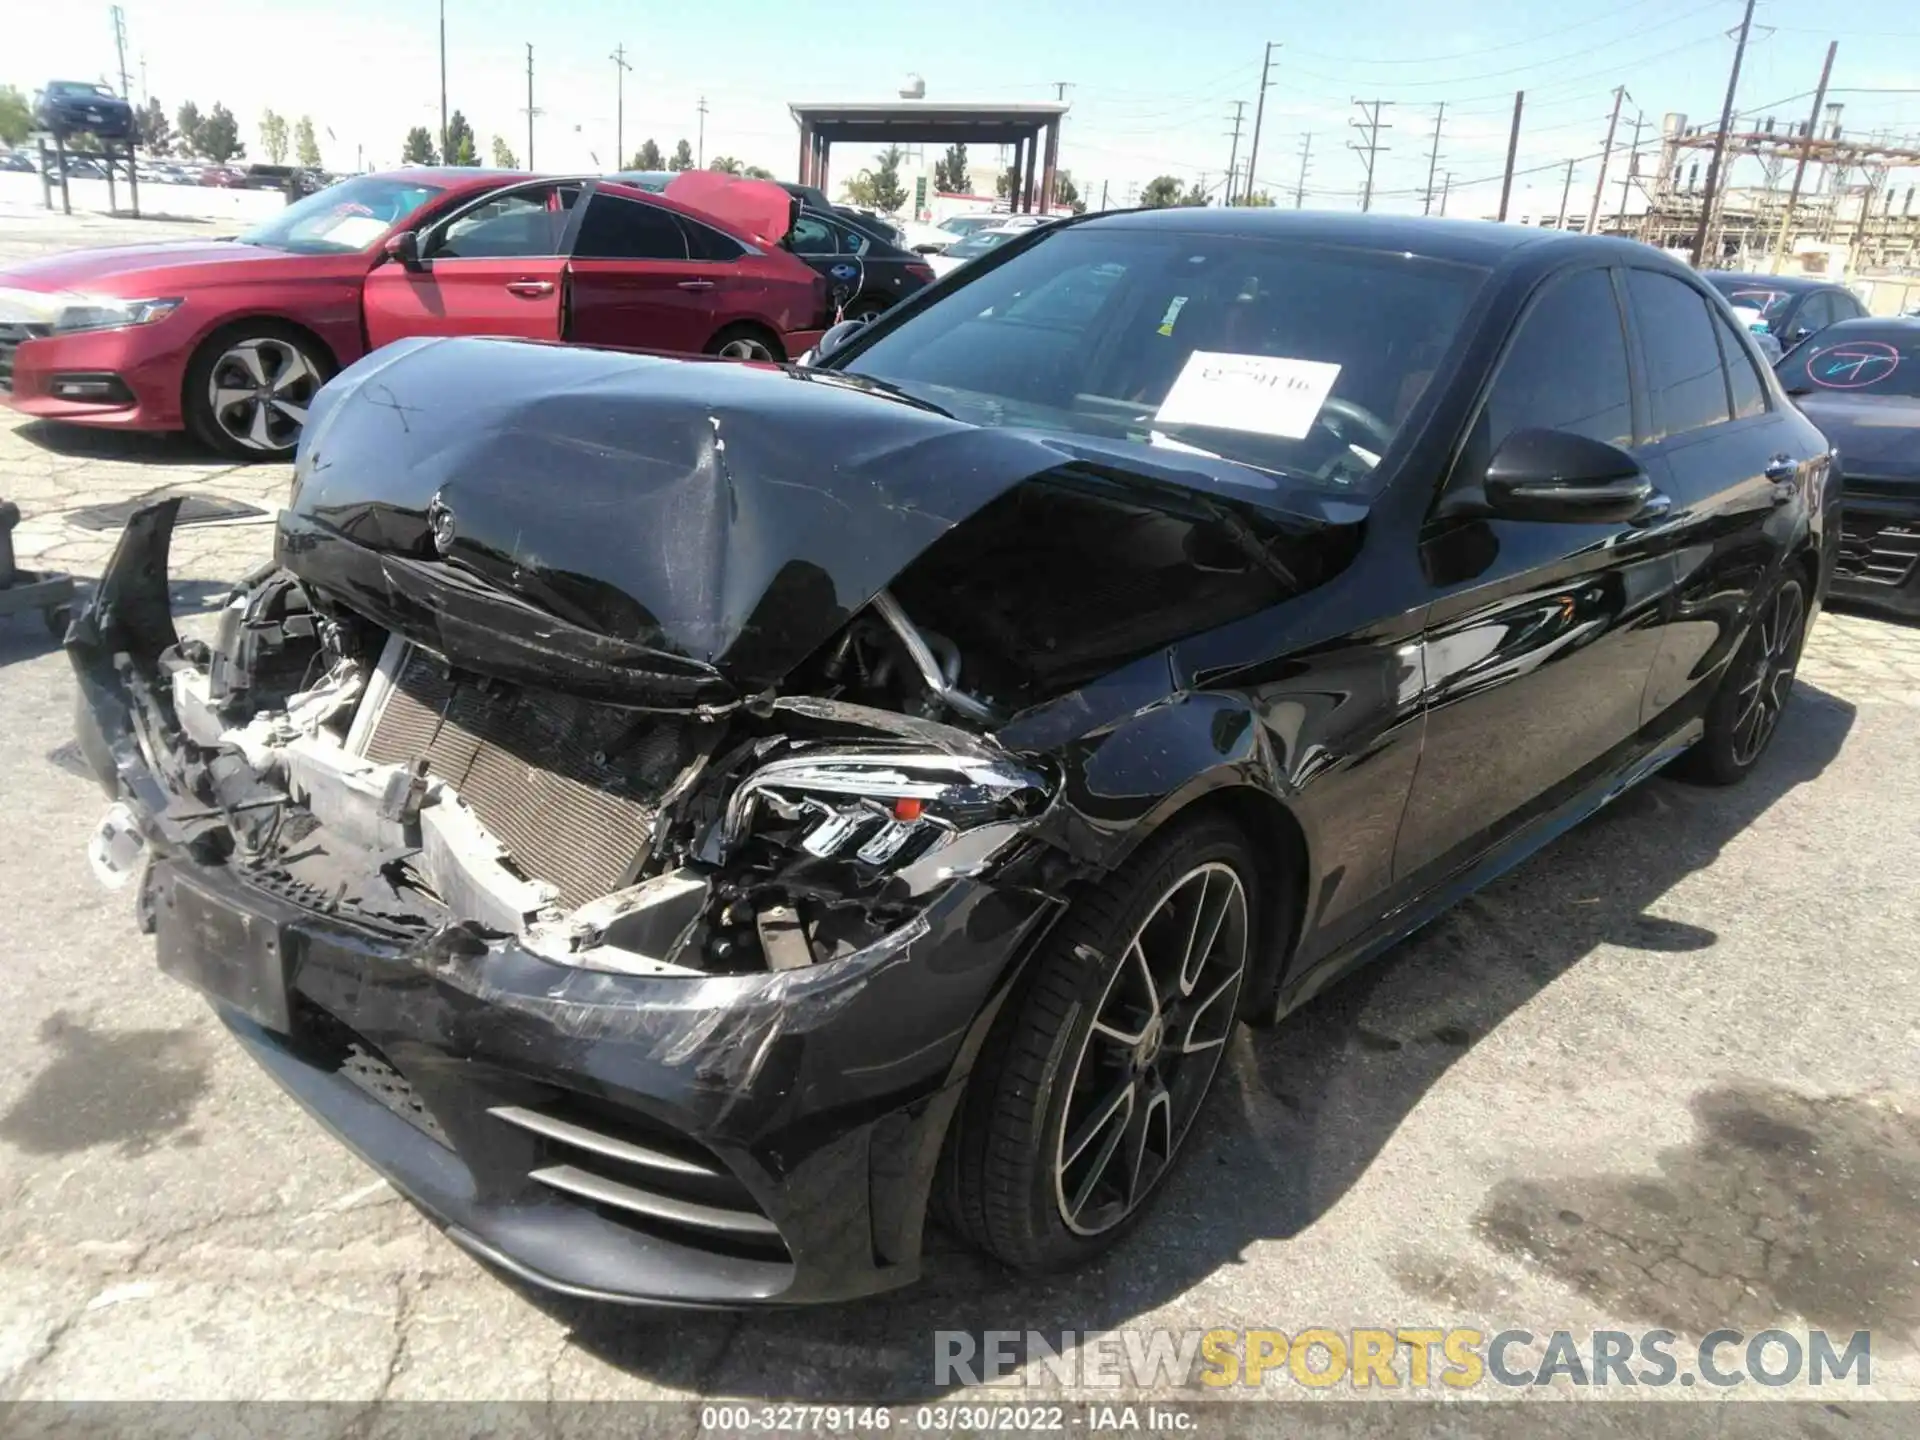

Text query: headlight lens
(721, 748), (1052, 886)
(51, 296), (184, 335)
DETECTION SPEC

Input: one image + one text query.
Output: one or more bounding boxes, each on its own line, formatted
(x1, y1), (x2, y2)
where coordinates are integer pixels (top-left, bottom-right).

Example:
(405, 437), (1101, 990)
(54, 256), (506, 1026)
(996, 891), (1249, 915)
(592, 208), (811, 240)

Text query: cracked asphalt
(2, 204), (1918, 1420)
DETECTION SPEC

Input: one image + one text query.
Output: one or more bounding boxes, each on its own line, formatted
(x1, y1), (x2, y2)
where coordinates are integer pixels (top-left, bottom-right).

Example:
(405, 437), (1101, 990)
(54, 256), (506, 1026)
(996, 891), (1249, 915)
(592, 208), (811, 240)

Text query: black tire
(942, 814), (1262, 1272)
(182, 321), (332, 461)
(1673, 572), (1808, 786)
(704, 323), (784, 364)
(845, 295), (890, 322)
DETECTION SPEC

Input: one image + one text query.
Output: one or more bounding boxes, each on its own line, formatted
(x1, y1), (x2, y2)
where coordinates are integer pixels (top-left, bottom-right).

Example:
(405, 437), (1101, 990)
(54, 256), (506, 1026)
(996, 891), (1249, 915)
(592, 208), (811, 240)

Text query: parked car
(937, 212), (1054, 242)
(1777, 316), (1920, 617)
(67, 210), (1832, 1308)
(788, 208), (935, 319)
(926, 223), (1029, 276)
(198, 164), (246, 187)
(0, 169), (826, 458)
(0, 151), (36, 174)
(33, 81), (135, 142)
(1702, 271), (1866, 354)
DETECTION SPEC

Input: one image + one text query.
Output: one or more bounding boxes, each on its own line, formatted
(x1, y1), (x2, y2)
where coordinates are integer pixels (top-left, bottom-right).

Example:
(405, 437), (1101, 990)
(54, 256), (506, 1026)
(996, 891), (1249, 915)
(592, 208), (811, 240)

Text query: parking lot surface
(2, 207), (1918, 1418)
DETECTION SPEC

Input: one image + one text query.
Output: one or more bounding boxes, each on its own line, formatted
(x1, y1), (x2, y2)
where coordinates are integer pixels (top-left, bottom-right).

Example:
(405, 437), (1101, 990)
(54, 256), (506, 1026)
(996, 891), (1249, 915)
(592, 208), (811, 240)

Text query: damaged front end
(69, 500), (1073, 1305)
(70, 341), (1361, 1305)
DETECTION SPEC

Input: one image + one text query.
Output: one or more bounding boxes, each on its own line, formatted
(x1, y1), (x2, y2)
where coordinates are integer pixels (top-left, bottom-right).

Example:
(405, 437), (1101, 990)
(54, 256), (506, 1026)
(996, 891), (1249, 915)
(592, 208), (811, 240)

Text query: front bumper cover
(70, 503), (1060, 1307)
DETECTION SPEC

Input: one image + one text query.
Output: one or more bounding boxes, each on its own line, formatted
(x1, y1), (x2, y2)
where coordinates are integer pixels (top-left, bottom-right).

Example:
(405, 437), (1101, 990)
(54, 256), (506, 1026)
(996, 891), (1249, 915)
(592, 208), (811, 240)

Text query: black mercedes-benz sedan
(1777, 316), (1920, 618)
(69, 210), (1836, 1307)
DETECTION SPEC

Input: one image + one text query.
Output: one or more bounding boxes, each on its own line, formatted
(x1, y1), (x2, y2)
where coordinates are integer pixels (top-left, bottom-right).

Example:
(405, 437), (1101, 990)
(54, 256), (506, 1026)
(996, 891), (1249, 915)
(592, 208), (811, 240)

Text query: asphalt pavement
(2, 204), (1918, 1425)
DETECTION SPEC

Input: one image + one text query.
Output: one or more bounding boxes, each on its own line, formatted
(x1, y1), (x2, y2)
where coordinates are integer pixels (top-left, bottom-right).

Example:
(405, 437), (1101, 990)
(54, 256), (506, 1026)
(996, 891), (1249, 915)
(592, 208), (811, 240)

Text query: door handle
(677, 279), (715, 292)
(505, 279), (554, 297)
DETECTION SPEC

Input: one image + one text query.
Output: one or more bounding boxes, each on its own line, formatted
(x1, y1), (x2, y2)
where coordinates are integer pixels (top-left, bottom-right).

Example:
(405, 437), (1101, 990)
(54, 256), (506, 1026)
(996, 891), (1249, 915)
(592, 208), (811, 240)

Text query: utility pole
(1053, 81), (1073, 101)
(1497, 91), (1525, 221)
(1689, 0), (1760, 266)
(1294, 132), (1313, 208)
(110, 6), (131, 100)
(1244, 42), (1278, 205)
(1556, 158), (1577, 229)
(523, 44), (538, 170)
(1224, 101), (1247, 206)
(1440, 171), (1452, 216)
(139, 55), (147, 108)
(1348, 100), (1392, 212)
(611, 44), (632, 166)
(1099, 178), (1108, 209)
(1587, 86), (1627, 235)
(438, 0), (448, 165)
(1618, 112), (1646, 235)
(1422, 102), (1446, 215)
(697, 96), (708, 169)
(1769, 42), (1838, 271)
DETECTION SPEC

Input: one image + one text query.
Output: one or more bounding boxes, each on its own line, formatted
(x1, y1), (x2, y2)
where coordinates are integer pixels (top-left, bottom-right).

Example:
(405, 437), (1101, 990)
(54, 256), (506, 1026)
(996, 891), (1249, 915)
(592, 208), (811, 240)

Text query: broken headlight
(720, 748), (1053, 893)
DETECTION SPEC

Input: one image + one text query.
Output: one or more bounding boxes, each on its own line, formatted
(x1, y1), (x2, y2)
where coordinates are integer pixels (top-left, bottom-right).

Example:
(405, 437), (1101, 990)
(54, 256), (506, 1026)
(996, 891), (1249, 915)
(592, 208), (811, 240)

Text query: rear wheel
(845, 295), (890, 323)
(1674, 573), (1808, 786)
(704, 324), (783, 363)
(943, 815), (1259, 1272)
(184, 322), (331, 461)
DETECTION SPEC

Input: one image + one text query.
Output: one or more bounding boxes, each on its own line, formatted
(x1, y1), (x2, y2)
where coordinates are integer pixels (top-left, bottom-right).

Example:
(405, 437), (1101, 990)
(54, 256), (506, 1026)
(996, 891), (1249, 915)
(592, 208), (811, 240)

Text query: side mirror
(811, 317), (870, 364)
(1481, 428), (1657, 524)
(382, 230), (420, 267)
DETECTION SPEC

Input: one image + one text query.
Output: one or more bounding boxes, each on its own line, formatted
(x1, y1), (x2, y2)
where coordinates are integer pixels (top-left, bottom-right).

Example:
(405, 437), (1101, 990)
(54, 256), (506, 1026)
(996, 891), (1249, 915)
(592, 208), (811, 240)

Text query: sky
(11, 0), (1920, 219)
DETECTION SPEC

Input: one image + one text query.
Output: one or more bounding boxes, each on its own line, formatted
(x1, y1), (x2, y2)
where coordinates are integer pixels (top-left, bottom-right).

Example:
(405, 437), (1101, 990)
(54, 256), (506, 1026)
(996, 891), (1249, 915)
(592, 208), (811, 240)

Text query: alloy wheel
(715, 337), (776, 362)
(1730, 582), (1805, 768)
(1053, 862), (1249, 1237)
(206, 337), (320, 453)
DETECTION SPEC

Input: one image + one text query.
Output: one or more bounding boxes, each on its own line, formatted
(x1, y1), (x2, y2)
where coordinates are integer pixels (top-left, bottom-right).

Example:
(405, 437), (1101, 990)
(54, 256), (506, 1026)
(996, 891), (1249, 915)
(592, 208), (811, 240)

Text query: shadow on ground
(12, 419), (228, 467)
(497, 685), (1857, 1400)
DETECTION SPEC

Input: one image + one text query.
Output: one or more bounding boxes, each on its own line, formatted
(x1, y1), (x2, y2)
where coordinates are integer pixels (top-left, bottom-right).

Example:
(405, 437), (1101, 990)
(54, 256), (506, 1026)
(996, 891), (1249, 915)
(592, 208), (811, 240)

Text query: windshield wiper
(806, 370), (953, 418)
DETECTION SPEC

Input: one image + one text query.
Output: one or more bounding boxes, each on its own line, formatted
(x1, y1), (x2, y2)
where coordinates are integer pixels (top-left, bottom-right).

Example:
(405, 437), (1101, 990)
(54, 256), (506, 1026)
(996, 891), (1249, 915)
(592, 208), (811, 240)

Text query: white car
(926, 224), (1033, 277)
(891, 218), (958, 254)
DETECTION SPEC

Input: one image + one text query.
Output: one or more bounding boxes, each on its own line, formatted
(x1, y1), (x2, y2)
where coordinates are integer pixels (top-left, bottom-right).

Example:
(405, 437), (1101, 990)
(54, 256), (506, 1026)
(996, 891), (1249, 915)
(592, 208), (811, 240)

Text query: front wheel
(1675, 573), (1808, 786)
(943, 815), (1260, 1272)
(183, 323), (331, 461)
(704, 324), (783, 363)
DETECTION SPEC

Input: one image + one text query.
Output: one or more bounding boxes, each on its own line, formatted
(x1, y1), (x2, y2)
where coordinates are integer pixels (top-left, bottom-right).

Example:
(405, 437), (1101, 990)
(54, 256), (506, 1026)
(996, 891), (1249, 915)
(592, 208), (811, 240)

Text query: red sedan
(0, 169), (828, 458)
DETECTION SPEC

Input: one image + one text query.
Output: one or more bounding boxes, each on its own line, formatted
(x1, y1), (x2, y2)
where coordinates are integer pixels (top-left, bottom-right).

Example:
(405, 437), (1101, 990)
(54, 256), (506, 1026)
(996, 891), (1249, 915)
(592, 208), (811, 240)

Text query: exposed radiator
(355, 639), (696, 910)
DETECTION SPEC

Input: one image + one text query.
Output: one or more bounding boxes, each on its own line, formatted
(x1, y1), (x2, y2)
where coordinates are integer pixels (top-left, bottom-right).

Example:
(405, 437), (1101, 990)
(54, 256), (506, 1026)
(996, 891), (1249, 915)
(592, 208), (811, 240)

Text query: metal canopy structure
(788, 101), (1070, 214)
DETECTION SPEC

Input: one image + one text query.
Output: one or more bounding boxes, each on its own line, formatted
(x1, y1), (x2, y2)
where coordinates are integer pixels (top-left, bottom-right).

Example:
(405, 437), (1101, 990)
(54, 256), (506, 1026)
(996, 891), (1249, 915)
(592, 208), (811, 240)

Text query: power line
(1287, 0), (1673, 67)
(1348, 100), (1393, 211)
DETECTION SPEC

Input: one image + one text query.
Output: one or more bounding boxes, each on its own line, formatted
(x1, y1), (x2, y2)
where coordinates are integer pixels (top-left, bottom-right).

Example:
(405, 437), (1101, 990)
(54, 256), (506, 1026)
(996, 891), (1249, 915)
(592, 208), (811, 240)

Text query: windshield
(940, 216), (1002, 236)
(237, 175), (445, 254)
(835, 225), (1487, 494)
(1707, 278), (1794, 321)
(945, 230), (1020, 260)
(52, 82), (117, 98)
(1779, 332), (1920, 398)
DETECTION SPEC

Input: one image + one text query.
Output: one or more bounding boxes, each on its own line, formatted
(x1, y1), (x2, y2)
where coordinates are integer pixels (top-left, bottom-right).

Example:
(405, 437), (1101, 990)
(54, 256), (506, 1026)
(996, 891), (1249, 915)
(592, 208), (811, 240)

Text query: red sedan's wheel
(705, 324), (783, 364)
(184, 323), (332, 461)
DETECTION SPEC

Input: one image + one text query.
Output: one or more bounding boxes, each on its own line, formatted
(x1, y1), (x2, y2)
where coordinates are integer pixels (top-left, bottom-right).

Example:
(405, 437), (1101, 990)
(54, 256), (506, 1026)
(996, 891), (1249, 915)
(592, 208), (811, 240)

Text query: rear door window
(571, 193), (689, 260)
(1711, 309), (1770, 419)
(1624, 269), (1733, 441)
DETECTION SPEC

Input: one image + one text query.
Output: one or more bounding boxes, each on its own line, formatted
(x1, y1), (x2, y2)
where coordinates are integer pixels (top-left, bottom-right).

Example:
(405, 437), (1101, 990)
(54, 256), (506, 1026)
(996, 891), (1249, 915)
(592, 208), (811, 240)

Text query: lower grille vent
(491, 1100), (787, 1257)
(1837, 512), (1919, 588)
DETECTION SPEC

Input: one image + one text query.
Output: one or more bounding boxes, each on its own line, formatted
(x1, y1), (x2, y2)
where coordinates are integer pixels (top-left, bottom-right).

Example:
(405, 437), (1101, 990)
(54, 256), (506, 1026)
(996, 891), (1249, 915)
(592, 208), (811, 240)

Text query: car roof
(1701, 270), (1834, 294)
(1800, 314), (1920, 340)
(1073, 207), (1651, 268)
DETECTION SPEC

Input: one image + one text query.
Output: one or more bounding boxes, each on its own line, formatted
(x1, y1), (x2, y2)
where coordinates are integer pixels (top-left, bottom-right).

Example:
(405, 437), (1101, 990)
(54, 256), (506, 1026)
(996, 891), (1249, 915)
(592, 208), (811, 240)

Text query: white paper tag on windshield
(1154, 352), (1342, 440)
(325, 215), (392, 248)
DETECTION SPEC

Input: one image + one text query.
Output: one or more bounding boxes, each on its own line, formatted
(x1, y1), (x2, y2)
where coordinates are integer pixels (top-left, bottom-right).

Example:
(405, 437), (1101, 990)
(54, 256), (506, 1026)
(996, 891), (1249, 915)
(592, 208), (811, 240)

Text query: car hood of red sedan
(0, 239), (322, 297)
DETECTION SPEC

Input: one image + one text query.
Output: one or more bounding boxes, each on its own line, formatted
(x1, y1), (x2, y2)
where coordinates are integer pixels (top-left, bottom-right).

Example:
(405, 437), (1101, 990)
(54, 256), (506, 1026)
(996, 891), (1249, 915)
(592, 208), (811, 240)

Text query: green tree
(259, 110), (288, 164)
(994, 164), (1019, 200)
(0, 86), (29, 147)
(137, 97), (172, 155)
(933, 142), (969, 195)
(443, 110), (477, 166)
(294, 116), (321, 168)
(200, 103), (244, 163)
(668, 138), (693, 171)
(1052, 170), (1084, 214)
(1138, 175), (1184, 208)
(708, 155), (742, 174)
(1178, 181), (1209, 207)
(491, 135), (519, 168)
(862, 145), (907, 213)
(1233, 189), (1277, 207)
(630, 138), (663, 170)
(175, 100), (203, 157)
(401, 126), (437, 165)
(743, 164), (774, 180)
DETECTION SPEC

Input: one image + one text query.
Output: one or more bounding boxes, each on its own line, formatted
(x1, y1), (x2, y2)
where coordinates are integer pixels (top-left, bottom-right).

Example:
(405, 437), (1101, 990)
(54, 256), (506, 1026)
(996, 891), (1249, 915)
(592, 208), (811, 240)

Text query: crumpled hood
(286, 335), (1358, 706)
